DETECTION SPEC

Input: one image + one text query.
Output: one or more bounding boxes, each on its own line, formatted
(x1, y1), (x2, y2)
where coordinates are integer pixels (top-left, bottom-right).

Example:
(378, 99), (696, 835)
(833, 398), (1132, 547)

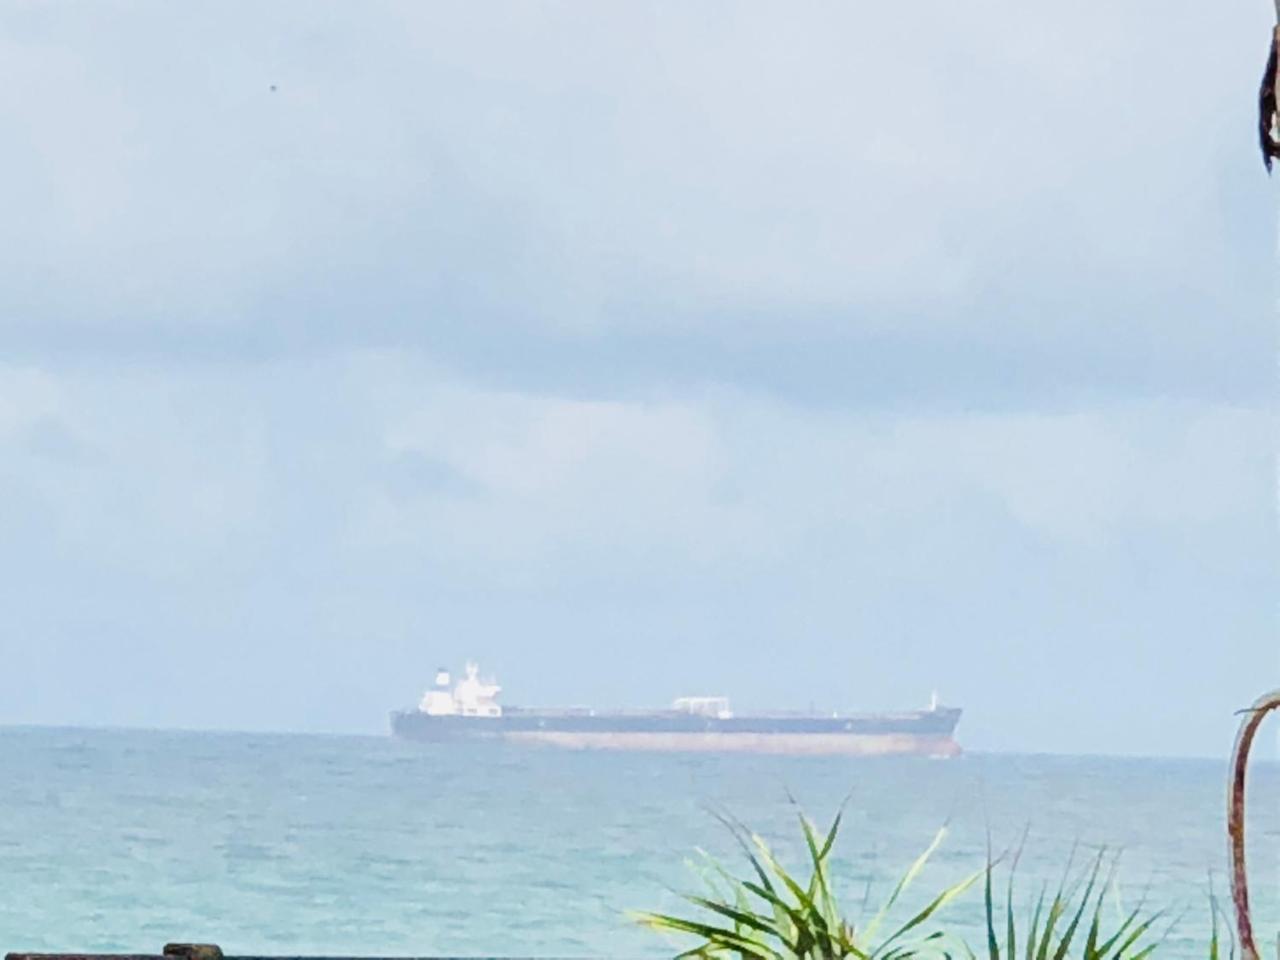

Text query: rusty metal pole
(1228, 690), (1280, 960)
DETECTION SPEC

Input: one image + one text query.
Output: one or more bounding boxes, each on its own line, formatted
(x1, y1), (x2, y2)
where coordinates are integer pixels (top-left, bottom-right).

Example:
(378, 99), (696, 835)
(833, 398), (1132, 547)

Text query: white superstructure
(418, 662), (503, 717)
(671, 695), (733, 719)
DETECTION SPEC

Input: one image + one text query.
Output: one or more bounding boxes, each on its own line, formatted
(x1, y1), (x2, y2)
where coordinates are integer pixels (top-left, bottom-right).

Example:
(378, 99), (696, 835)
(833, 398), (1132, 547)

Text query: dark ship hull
(389, 705), (963, 756)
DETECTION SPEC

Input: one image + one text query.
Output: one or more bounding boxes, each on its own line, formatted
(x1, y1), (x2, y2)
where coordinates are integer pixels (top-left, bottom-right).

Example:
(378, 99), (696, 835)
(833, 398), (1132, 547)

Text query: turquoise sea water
(0, 727), (1275, 958)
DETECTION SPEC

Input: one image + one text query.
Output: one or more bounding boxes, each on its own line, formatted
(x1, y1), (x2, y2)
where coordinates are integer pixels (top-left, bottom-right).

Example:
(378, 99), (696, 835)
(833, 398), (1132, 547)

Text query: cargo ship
(389, 663), (962, 757)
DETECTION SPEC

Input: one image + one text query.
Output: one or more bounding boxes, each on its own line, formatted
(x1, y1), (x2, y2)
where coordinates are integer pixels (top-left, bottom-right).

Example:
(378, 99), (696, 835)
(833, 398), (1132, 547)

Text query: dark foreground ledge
(7, 956), (584, 960)
(9, 945), (225, 960)
(6, 945), (591, 960)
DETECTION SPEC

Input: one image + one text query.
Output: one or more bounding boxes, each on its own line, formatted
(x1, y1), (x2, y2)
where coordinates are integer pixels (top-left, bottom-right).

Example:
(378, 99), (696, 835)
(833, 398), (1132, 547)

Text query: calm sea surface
(0, 727), (1275, 958)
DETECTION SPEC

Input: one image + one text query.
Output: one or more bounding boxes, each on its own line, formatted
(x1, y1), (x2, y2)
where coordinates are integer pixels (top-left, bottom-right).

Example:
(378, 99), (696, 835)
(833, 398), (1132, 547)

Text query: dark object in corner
(164, 948), (222, 960)
(1260, 27), (1280, 171)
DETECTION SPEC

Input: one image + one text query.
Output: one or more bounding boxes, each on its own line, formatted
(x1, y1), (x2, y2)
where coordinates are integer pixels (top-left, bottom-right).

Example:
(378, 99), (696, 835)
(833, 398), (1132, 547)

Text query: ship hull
(389, 707), (962, 757)
(502, 731), (960, 756)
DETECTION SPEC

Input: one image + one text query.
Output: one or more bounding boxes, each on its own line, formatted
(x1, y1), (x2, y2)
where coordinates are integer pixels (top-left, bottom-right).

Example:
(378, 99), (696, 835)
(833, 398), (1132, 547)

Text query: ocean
(0, 726), (1275, 959)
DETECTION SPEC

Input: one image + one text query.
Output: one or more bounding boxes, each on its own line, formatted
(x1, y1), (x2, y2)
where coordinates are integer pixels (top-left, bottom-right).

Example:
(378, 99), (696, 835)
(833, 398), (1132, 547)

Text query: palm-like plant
(975, 845), (1172, 960)
(639, 804), (1238, 960)
(635, 807), (978, 960)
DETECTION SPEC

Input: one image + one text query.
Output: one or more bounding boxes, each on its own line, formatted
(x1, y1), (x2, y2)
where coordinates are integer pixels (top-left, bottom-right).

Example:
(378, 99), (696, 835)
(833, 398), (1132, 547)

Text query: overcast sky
(0, 0), (1275, 756)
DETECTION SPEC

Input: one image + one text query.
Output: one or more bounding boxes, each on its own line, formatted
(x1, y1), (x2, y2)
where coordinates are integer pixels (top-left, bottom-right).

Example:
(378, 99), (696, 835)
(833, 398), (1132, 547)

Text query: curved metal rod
(1229, 689), (1280, 960)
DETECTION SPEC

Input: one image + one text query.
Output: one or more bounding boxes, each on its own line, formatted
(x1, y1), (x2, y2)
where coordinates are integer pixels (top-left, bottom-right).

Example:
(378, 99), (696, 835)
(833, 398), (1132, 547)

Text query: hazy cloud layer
(0, 0), (1275, 754)
(0, 353), (1272, 755)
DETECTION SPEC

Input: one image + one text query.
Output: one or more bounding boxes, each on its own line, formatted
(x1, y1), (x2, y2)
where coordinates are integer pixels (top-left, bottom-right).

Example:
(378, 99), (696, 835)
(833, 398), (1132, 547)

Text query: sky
(0, 0), (1276, 757)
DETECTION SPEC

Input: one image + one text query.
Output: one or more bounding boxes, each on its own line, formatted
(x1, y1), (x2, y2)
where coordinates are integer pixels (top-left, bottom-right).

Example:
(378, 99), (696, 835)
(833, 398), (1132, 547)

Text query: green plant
(1207, 882), (1236, 960)
(634, 807), (978, 959)
(637, 805), (1236, 960)
(975, 845), (1172, 960)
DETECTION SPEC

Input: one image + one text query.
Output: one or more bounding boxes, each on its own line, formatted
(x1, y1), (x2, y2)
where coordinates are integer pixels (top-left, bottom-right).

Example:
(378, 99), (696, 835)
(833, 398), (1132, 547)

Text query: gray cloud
(1, 0), (1273, 406)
